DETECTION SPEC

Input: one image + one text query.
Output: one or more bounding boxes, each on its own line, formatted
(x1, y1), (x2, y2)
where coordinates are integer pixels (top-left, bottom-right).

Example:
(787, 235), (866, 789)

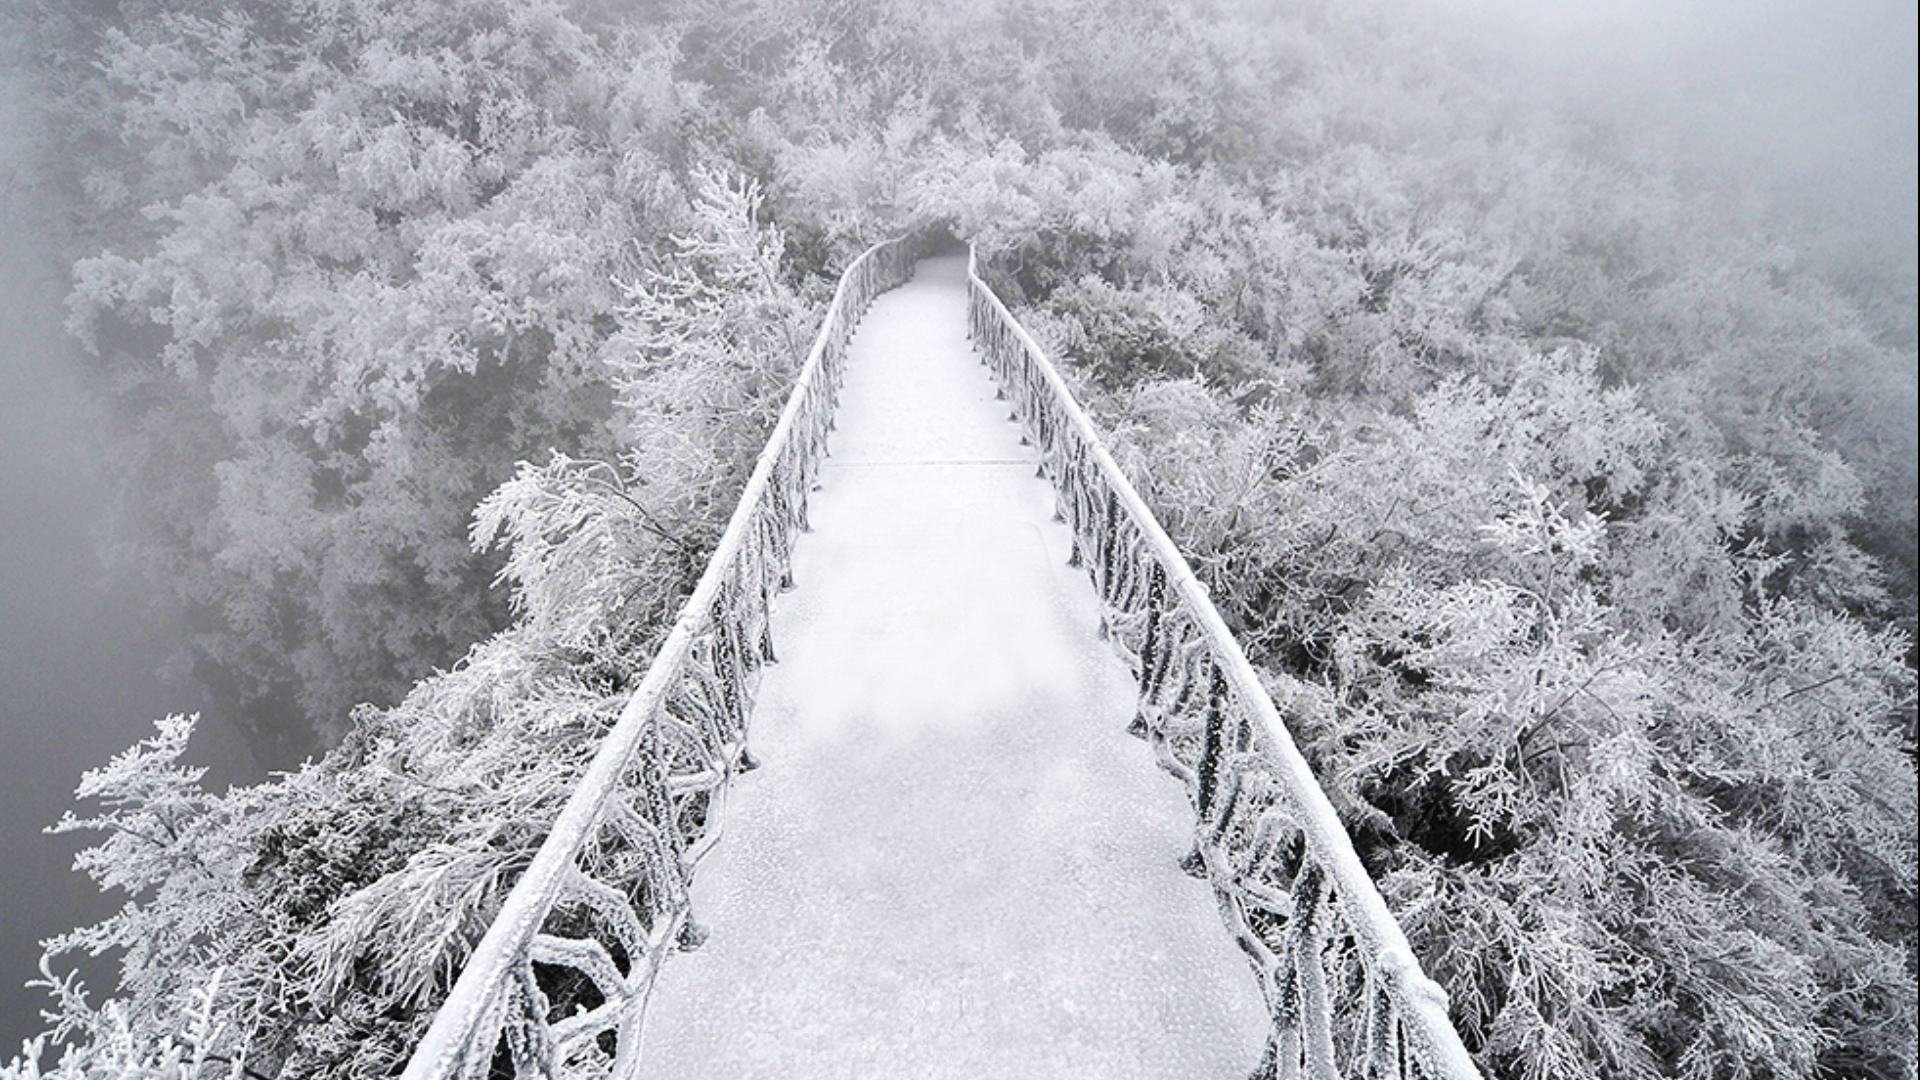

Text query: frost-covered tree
(1095, 357), (1916, 1079)
(46, 0), (684, 763)
(475, 169), (810, 651)
(7, 162), (815, 1080)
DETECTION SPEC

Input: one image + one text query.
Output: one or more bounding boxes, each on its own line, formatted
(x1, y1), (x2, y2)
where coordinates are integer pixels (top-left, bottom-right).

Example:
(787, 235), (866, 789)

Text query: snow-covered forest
(1, 0), (1913, 1076)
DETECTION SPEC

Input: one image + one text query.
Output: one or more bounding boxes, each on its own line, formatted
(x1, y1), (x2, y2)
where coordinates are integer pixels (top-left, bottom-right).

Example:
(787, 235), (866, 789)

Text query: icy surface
(639, 255), (1269, 1077)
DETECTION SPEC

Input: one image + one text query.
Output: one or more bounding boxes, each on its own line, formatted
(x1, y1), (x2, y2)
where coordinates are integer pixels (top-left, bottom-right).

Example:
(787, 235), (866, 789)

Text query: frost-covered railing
(966, 249), (1482, 1080)
(402, 235), (921, 1080)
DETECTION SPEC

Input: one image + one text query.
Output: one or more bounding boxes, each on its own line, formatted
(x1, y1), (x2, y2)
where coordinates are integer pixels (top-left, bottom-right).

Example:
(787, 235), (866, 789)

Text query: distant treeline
(4, 1), (1913, 1078)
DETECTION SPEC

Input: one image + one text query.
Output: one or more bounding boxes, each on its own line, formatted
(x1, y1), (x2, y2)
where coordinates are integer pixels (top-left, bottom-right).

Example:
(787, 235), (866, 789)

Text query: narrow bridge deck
(639, 255), (1268, 1077)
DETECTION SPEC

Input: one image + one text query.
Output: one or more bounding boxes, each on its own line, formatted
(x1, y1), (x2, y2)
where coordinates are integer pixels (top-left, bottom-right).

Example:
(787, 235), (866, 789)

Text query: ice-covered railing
(966, 248), (1483, 1080)
(401, 235), (921, 1080)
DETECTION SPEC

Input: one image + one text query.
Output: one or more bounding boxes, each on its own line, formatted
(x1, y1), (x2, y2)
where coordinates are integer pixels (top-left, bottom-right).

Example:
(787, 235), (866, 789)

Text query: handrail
(401, 234), (923, 1080)
(966, 248), (1483, 1080)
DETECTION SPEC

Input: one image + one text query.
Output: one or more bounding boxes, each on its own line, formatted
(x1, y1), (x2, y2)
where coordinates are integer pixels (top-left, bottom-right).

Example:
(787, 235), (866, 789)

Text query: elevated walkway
(638, 255), (1270, 1077)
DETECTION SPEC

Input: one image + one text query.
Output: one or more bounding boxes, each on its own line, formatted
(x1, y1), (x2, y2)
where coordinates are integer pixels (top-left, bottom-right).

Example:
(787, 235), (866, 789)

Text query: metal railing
(401, 234), (922, 1080)
(966, 248), (1483, 1080)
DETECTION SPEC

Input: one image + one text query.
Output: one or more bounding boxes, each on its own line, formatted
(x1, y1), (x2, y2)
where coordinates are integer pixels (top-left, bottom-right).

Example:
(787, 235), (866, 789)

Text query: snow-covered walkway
(638, 255), (1268, 1078)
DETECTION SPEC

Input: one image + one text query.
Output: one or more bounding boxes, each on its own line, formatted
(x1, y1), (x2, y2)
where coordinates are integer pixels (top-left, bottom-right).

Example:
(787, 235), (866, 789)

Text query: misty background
(1496, 0), (1917, 276)
(1, 0), (1913, 1058)
(2, 67), (263, 1050)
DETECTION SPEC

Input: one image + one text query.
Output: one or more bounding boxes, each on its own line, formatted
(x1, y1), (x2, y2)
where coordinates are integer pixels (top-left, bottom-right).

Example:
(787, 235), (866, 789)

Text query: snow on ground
(639, 255), (1269, 1078)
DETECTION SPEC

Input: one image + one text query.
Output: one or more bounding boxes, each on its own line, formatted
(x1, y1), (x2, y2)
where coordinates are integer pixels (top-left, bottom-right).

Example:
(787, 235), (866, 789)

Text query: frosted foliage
(13, 625), (642, 1078)
(472, 455), (688, 651)
(54, 0), (665, 756)
(1088, 353), (1916, 1080)
(472, 171), (810, 653)
(3, 969), (243, 1080)
(9, 164), (822, 1080)
(606, 170), (812, 490)
(8, 183), (817, 1074)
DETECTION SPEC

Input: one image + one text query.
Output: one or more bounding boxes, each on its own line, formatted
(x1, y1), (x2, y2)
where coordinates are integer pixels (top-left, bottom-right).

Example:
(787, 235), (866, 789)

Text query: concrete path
(639, 255), (1268, 1078)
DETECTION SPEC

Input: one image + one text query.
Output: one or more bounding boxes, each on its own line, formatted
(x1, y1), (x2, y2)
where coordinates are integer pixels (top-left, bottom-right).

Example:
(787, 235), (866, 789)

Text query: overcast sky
(1449, 0), (1917, 256)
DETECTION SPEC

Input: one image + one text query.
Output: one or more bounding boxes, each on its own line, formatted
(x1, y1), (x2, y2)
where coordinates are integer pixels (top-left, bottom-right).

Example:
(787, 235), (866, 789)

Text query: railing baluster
(1130, 560), (1168, 739)
(1294, 865), (1339, 1080)
(1197, 664), (1228, 822)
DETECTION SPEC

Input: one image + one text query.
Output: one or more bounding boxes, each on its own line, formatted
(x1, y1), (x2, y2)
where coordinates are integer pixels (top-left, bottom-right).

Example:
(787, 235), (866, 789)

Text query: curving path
(638, 255), (1268, 1078)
